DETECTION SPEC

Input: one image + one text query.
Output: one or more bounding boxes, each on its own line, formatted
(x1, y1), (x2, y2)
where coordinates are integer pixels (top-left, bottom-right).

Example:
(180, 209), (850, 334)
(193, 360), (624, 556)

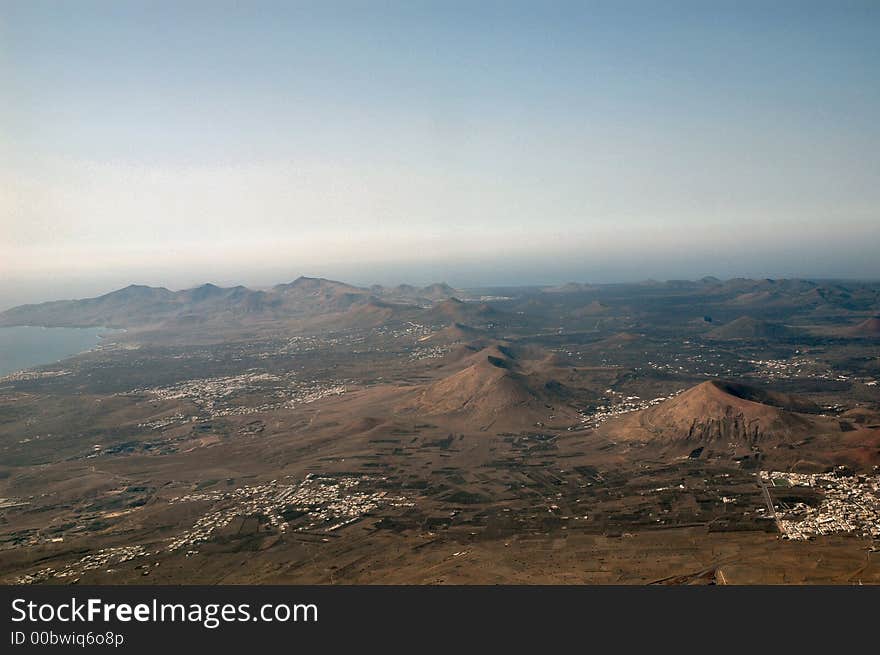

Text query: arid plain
(1, 276), (879, 584)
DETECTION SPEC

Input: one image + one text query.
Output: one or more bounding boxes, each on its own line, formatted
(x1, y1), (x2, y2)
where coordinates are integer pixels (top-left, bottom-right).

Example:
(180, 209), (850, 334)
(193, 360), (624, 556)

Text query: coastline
(0, 325), (121, 378)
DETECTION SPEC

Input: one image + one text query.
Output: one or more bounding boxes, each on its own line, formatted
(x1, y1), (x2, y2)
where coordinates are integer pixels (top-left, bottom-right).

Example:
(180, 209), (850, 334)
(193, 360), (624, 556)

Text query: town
(167, 475), (413, 551)
(762, 470), (880, 541)
(127, 372), (347, 422)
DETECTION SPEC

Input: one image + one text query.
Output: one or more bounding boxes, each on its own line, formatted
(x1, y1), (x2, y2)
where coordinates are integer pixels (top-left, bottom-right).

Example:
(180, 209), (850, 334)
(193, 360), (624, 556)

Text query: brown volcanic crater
(607, 380), (832, 448)
(704, 380), (821, 414)
(400, 342), (577, 428)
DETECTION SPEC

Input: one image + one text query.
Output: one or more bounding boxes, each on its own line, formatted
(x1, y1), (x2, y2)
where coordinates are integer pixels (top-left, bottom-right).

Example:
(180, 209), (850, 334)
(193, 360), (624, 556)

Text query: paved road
(758, 476), (782, 532)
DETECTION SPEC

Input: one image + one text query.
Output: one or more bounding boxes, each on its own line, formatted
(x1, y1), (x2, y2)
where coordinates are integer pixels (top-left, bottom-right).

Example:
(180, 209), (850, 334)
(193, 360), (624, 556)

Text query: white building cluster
(580, 389), (684, 429)
(409, 345), (451, 361)
(13, 476), (413, 584)
(0, 368), (71, 383)
(167, 475), (411, 551)
(14, 545), (148, 585)
(746, 356), (858, 384)
(762, 470), (880, 541)
(641, 345), (734, 377)
(128, 372), (345, 424)
(373, 321), (434, 340)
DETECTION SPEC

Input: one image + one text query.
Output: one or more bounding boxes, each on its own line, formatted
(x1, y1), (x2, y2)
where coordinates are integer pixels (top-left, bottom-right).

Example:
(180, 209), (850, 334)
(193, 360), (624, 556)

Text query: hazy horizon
(2, 1), (879, 309)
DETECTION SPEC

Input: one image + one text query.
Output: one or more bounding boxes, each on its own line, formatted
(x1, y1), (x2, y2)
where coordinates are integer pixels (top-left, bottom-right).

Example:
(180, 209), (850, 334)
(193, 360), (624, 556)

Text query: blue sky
(1, 1), (879, 304)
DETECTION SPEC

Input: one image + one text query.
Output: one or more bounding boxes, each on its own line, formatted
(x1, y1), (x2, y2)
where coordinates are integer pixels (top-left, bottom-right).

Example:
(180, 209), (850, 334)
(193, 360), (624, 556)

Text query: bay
(0, 326), (114, 377)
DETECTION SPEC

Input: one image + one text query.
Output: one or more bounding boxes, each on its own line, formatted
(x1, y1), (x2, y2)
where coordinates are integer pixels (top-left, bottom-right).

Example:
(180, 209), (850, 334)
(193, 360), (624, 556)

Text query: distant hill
(842, 316), (880, 338)
(715, 279), (879, 313)
(418, 283), (458, 300)
(305, 296), (419, 330)
(542, 282), (597, 294)
(0, 284), (182, 328)
(423, 322), (485, 343)
(370, 281), (460, 304)
(0, 277), (461, 329)
(571, 300), (610, 317)
(582, 332), (641, 352)
(423, 298), (502, 326)
(705, 316), (799, 340)
(271, 276), (370, 314)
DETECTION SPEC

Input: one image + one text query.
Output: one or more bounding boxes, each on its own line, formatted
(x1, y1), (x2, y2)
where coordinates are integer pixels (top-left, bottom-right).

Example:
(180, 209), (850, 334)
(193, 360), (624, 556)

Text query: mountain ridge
(0, 277), (463, 329)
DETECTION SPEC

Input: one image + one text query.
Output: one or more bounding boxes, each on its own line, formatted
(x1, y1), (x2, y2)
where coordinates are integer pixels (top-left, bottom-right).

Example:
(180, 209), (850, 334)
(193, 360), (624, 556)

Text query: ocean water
(0, 326), (113, 377)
